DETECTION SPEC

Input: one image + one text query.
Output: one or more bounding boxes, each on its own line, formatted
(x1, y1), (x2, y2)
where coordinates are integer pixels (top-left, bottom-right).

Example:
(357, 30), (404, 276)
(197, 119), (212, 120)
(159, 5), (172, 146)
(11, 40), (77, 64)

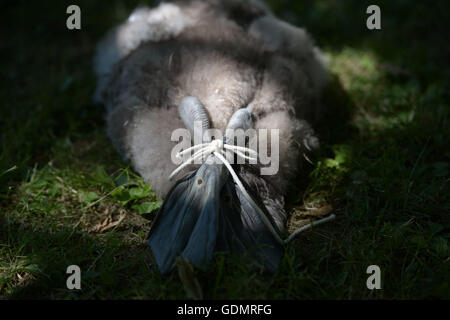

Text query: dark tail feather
(147, 170), (221, 274)
(147, 163), (224, 274)
(216, 178), (284, 273)
(147, 165), (284, 274)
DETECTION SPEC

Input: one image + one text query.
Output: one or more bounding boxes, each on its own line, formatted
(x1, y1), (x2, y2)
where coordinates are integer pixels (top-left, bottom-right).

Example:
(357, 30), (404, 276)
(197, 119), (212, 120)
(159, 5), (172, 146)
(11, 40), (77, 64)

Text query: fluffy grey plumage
(94, 0), (329, 234)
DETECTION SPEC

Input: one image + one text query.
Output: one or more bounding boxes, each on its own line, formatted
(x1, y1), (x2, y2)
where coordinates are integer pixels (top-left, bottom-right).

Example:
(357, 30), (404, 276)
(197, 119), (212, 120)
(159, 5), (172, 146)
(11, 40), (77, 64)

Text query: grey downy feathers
(94, 0), (329, 273)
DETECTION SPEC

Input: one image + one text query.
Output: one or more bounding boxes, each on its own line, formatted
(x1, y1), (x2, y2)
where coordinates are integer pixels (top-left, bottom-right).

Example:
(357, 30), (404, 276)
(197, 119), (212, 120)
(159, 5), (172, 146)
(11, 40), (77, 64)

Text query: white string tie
(168, 139), (257, 181)
(168, 138), (335, 245)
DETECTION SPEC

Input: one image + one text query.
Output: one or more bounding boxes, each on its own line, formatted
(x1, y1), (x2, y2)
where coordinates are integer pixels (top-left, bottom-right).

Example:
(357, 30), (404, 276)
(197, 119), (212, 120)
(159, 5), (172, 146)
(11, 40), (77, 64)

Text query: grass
(1, 0), (449, 299)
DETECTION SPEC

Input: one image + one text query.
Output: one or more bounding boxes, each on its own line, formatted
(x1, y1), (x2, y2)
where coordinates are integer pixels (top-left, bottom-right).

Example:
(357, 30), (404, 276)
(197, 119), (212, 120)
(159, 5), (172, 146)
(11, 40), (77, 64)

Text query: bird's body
(94, 0), (329, 273)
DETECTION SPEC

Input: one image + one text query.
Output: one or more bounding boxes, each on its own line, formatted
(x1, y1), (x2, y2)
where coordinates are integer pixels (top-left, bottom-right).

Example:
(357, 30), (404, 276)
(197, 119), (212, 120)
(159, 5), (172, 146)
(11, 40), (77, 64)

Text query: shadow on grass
(269, 0), (450, 80)
(1, 215), (188, 299)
